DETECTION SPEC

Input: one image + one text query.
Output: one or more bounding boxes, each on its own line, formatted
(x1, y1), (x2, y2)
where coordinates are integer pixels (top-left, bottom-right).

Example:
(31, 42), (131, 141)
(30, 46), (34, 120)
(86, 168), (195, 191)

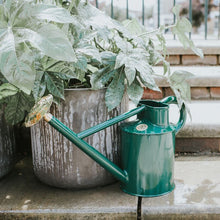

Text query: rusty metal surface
(31, 89), (128, 188)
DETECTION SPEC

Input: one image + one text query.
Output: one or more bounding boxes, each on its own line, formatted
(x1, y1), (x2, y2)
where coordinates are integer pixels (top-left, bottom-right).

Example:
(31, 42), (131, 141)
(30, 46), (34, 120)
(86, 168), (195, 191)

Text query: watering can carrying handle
(160, 96), (187, 134)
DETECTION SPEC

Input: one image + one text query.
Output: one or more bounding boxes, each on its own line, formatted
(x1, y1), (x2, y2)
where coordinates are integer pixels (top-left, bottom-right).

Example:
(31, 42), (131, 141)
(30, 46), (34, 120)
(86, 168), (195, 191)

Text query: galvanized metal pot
(0, 110), (15, 179)
(31, 89), (128, 188)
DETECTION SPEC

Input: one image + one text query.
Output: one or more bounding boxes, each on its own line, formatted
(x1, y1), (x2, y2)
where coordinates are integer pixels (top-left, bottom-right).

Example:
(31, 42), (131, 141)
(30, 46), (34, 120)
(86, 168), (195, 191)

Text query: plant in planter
(0, 0), (202, 187)
(0, 0), (76, 178)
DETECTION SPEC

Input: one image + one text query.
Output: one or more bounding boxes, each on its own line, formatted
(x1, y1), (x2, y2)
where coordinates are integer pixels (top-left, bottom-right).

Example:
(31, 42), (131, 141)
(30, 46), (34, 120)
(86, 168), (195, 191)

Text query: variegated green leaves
(0, 0), (75, 95)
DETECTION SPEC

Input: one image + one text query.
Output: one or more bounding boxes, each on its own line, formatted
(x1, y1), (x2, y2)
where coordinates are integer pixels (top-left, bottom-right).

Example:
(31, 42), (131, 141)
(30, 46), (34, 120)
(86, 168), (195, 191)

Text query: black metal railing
(90, 0), (220, 40)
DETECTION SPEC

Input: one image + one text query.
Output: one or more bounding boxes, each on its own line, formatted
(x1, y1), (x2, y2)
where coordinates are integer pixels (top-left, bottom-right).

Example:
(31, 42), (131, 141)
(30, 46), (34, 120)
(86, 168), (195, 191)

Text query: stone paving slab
(0, 157), (220, 219)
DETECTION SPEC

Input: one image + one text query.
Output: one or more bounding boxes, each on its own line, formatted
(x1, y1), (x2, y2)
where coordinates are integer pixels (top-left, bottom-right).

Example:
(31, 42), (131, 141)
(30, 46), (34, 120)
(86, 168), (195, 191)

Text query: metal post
(126, 0), (129, 19)
(205, 0), (208, 40)
(95, 0), (98, 8)
(218, 1), (220, 39)
(157, 0), (160, 27)
(173, 0), (176, 39)
(142, 0), (145, 25)
(111, 0), (114, 18)
(189, 0), (192, 39)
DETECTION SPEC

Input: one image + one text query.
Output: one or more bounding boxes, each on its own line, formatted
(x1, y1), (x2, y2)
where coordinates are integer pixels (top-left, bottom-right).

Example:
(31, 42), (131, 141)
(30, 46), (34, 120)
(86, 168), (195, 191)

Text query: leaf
(0, 0), (76, 95)
(169, 70), (194, 103)
(31, 4), (75, 23)
(87, 64), (98, 73)
(4, 91), (34, 125)
(127, 79), (143, 105)
(172, 5), (203, 58)
(90, 66), (115, 90)
(105, 70), (125, 111)
(114, 35), (133, 52)
(124, 65), (136, 86)
(0, 83), (18, 100)
(15, 24), (76, 62)
(122, 19), (144, 35)
(76, 45), (101, 62)
(32, 71), (46, 101)
(40, 56), (78, 80)
(101, 51), (116, 66)
(45, 72), (64, 100)
(0, 38), (36, 94)
(75, 55), (87, 72)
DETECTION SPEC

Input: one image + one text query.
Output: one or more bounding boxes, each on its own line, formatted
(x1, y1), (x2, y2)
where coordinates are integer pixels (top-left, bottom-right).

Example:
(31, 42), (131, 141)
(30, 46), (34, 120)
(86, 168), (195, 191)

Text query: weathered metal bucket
(0, 110), (15, 179)
(30, 89), (128, 188)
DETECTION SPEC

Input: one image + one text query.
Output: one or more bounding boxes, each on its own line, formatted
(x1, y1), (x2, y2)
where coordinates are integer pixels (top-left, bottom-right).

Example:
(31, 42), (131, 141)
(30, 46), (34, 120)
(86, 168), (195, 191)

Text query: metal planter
(31, 89), (128, 188)
(0, 110), (15, 179)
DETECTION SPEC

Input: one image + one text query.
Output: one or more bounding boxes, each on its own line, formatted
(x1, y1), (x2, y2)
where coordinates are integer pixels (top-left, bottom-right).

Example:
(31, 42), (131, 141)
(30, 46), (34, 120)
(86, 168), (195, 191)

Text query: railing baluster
(218, 1), (220, 40)
(173, 0), (176, 39)
(142, 0), (145, 25)
(205, 0), (208, 40)
(157, 0), (160, 27)
(111, 0), (114, 18)
(126, 0), (129, 19)
(157, 0), (160, 28)
(95, 0), (98, 8)
(189, 0), (192, 39)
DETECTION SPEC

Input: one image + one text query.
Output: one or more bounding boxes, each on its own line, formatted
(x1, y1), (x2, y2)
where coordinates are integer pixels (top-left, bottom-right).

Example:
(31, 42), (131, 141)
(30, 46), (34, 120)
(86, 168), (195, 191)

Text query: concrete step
(153, 66), (220, 88)
(170, 100), (220, 153)
(166, 40), (220, 55)
(166, 39), (220, 55)
(0, 157), (220, 219)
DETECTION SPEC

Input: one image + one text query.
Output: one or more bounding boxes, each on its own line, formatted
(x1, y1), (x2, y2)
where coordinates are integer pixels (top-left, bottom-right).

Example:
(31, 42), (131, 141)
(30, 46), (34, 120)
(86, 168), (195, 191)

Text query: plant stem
(68, 0), (75, 12)
(137, 24), (176, 38)
(94, 38), (105, 51)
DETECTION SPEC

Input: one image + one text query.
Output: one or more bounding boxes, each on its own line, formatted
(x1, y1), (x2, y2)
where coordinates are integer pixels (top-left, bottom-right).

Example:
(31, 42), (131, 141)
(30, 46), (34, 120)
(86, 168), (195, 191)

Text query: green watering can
(25, 95), (186, 197)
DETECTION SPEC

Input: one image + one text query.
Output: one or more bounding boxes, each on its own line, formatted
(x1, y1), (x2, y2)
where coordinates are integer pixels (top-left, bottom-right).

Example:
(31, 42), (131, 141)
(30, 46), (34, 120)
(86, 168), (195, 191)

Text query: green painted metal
(142, 0), (145, 25)
(219, 4), (220, 39)
(48, 115), (129, 184)
(95, 0), (98, 8)
(189, 0), (192, 39)
(126, 0), (129, 19)
(111, 0), (114, 18)
(173, 0), (176, 40)
(120, 97), (186, 197)
(157, 0), (160, 27)
(28, 94), (186, 197)
(77, 105), (145, 139)
(205, 0), (208, 40)
(93, 0), (219, 40)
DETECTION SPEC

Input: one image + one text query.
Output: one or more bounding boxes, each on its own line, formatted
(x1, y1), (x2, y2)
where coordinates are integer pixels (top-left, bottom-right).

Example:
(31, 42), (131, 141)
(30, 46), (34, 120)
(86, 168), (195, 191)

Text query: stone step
(0, 156), (220, 219)
(153, 66), (220, 87)
(166, 40), (220, 55)
(170, 100), (220, 153)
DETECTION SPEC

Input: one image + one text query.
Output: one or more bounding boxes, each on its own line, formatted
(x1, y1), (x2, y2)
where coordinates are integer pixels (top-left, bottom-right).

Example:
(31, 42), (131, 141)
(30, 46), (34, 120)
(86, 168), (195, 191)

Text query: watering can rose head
(25, 94), (53, 127)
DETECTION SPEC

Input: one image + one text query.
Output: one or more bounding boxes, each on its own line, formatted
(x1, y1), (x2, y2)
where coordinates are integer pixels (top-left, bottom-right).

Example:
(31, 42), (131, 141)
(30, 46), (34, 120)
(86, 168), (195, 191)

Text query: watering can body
(26, 95), (186, 197)
(120, 99), (178, 197)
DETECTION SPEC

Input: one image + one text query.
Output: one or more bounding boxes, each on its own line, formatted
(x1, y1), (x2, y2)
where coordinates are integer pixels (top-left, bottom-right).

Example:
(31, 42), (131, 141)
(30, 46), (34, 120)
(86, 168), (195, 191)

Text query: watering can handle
(160, 96), (187, 134)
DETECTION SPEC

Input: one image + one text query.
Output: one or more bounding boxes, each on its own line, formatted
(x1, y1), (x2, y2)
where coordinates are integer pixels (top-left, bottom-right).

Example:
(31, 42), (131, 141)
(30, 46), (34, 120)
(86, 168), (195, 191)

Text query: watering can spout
(44, 112), (129, 184)
(25, 94), (147, 184)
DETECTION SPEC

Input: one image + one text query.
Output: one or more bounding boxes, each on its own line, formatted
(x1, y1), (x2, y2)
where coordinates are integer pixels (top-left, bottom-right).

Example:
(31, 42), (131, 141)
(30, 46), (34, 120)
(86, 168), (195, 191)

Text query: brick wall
(167, 55), (220, 66)
(142, 51), (220, 100)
